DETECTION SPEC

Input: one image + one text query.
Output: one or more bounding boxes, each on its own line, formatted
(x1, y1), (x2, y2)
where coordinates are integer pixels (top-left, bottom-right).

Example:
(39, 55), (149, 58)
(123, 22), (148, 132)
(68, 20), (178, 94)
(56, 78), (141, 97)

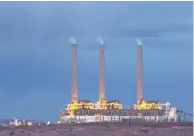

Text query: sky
(0, 2), (192, 122)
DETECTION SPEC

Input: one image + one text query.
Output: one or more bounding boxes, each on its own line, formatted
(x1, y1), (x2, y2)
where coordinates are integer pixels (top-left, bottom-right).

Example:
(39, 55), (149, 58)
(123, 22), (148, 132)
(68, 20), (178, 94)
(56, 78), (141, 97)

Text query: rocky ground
(0, 123), (193, 136)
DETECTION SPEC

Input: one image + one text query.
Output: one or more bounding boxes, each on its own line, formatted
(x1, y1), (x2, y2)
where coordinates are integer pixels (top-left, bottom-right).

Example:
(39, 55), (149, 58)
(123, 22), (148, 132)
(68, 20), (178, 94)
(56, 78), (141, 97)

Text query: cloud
(112, 23), (192, 39)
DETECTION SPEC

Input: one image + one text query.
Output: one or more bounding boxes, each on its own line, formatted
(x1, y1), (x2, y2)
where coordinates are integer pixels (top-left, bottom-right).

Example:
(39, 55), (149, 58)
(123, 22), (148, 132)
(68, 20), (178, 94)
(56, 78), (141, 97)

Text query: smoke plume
(136, 38), (142, 45)
(69, 37), (76, 44)
(97, 37), (104, 45)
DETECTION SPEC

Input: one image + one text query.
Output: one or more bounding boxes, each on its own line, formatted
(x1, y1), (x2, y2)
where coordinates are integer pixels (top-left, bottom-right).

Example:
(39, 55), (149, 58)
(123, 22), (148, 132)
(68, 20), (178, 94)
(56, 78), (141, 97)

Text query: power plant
(5, 40), (192, 127)
(59, 41), (179, 124)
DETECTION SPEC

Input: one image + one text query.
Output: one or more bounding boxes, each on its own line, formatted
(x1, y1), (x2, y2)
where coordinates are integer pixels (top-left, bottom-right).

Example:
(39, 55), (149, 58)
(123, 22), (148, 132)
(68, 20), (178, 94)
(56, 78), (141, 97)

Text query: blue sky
(0, 2), (192, 122)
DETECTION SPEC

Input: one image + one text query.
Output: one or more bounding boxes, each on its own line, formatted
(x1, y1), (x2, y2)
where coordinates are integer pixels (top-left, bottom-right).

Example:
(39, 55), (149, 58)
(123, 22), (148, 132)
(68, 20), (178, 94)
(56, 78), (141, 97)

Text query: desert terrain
(0, 122), (193, 136)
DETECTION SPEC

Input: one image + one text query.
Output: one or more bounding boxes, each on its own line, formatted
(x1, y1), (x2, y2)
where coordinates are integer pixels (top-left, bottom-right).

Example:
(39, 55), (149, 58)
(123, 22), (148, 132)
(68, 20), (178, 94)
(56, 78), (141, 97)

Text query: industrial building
(59, 41), (179, 124)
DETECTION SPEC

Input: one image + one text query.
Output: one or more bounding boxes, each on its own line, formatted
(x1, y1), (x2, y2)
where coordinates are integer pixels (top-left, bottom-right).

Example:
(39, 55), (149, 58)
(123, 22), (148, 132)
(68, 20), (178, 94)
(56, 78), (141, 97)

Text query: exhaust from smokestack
(69, 37), (76, 44)
(136, 38), (142, 45)
(71, 41), (78, 101)
(97, 37), (104, 45)
(137, 39), (143, 104)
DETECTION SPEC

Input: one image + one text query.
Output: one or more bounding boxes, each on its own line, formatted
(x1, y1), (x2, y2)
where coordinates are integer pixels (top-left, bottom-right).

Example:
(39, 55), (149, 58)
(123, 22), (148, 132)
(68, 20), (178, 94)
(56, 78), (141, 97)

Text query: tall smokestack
(71, 44), (78, 101)
(98, 44), (106, 101)
(137, 43), (143, 104)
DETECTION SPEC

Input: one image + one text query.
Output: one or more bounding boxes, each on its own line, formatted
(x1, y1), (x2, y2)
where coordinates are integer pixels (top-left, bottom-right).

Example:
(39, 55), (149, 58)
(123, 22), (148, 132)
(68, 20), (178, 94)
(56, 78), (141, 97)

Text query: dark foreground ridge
(0, 122), (193, 136)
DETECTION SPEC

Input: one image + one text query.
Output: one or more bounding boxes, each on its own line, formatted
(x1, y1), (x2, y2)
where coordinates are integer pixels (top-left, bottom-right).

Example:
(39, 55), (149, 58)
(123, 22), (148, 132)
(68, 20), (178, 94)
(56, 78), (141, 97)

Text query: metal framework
(74, 109), (166, 116)
(60, 109), (193, 124)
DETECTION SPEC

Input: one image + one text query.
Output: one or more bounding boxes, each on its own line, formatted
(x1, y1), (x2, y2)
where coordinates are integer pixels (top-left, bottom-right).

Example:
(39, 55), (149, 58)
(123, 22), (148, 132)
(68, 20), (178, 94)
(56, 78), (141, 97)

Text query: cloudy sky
(0, 2), (192, 122)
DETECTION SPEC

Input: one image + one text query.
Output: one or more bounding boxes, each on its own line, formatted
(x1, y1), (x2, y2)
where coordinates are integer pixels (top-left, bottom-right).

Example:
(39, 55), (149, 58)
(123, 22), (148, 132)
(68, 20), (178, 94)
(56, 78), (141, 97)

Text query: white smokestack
(71, 43), (78, 101)
(98, 40), (105, 101)
(137, 39), (143, 104)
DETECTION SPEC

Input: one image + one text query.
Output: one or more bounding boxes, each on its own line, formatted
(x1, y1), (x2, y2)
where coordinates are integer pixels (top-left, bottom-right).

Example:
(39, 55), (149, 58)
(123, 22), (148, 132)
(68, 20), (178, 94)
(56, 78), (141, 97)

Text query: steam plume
(136, 38), (142, 45)
(97, 37), (104, 45)
(69, 37), (76, 44)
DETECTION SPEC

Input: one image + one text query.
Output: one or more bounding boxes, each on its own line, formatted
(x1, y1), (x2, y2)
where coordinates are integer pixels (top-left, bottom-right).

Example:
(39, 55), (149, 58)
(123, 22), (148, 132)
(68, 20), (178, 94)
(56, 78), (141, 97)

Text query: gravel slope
(0, 123), (193, 136)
